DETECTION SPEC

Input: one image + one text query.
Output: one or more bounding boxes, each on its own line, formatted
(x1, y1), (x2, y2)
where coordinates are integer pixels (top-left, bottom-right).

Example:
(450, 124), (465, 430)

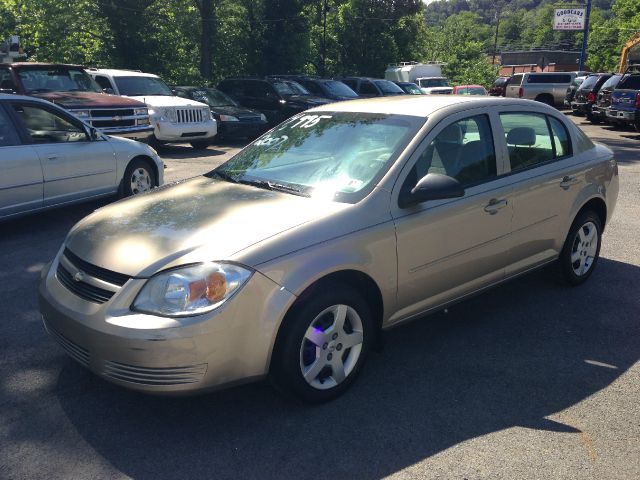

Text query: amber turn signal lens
(206, 272), (227, 302)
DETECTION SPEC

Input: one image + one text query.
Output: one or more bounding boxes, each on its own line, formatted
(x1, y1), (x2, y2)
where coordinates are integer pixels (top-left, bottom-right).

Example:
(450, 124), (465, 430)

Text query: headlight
(132, 262), (252, 317)
(219, 114), (239, 122)
(134, 107), (148, 116)
(259, 113), (267, 122)
(73, 110), (91, 119)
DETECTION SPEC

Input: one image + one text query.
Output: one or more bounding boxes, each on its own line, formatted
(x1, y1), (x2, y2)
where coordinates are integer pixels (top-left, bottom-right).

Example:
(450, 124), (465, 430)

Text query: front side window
(114, 76), (173, 96)
(210, 112), (424, 203)
(406, 114), (497, 189)
(321, 80), (358, 98)
(359, 81), (379, 95)
(17, 68), (101, 94)
(500, 113), (572, 171)
(93, 75), (112, 91)
(12, 103), (88, 144)
(617, 74), (640, 90)
(0, 68), (15, 91)
(0, 106), (20, 146)
(374, 80), (404, 94)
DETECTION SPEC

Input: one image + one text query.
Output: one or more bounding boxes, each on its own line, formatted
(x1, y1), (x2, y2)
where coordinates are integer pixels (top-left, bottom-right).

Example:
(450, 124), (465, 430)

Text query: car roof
(88, 68), (158, 78)
(309, 96), (552, 118)
(4, 62), (85, 69)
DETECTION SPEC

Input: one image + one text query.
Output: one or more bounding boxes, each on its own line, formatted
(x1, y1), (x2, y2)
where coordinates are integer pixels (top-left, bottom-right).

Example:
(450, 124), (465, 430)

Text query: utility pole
(321, 0), (328, 77)
(492, 3), (502, 65)
(578, 0), (592, 71)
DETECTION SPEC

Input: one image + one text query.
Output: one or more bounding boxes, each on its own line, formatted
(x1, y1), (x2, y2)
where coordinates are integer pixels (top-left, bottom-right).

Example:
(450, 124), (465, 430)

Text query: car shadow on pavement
(52, 257), (639, 479)
(158, 144), (232, 159)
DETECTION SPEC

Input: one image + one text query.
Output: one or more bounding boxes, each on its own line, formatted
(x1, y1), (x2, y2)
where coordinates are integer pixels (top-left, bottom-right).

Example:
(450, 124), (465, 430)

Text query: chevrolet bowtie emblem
(73, 271), (85, 282)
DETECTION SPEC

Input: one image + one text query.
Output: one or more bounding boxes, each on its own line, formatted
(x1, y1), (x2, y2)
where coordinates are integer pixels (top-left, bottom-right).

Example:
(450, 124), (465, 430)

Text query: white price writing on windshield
(288, 114), (334, 129)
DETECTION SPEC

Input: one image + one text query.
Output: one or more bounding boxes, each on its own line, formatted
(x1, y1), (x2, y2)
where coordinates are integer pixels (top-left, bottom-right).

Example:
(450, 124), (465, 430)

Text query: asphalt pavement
(0, 117), (638, 480)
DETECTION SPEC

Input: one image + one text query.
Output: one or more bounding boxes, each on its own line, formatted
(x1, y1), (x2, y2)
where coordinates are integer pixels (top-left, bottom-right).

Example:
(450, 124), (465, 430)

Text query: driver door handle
(560, 175), (580, 190)
(484, 198), (508, 215)
(46, 155), (59, 161)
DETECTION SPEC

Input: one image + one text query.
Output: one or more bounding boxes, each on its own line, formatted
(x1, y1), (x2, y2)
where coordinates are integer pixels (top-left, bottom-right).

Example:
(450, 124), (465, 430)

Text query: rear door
(0, 103), (43, 217)
(10, 101), (117, 206)
(505, 74), (523, 98)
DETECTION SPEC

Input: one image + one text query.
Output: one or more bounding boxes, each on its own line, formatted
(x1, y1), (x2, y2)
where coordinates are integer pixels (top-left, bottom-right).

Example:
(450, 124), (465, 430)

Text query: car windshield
(283, 81), (310, 95)
(457, 87), (486, 95)
(209, 112), (424, 203)
(617, 74), (640, 90)
(578, 76), (599, 90)
(115, 76), (174, 96)
(188, 88), (237, 107)
(374, 80), (404, 94)
(17, 68), (101, 94)
(419, 78), (450, 88)
(272, 81), (297, 96)
(321, 80), (358, 98)
(402, 83), (423, 94)
(571, 77), (586, 88)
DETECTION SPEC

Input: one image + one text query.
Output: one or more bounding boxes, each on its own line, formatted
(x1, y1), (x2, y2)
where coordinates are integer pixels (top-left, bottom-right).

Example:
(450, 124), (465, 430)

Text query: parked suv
(489, 77), (511, 96)
(506, 72), (576, 107)
(564, 75), (587, 108)
(217, 77), (330, 126)
(571, 73), (613, 120)
(338, 77), (405, 97)
(607, 68), (640, 131)
(590, 74), (622, 124)
(267, 75), (359, 101)
(415, 77), (453, 94)
(0, 63), (152, 139)
(88, 69), (217, 149)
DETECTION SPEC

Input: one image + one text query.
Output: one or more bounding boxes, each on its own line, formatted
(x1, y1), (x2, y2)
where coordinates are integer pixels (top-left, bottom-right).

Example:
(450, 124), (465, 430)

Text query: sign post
(579, 0), (592, 71)
(552, 2), (592, 71)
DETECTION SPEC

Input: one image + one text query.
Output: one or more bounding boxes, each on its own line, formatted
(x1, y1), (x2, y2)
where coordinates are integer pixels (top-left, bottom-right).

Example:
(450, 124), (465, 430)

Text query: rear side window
(0, 106), (20, 146)
(0, 68), (16, 91)
(601, 75), (622, 90)
(511, 74), (524, 86)
(501, 113), (555, 171)
(617, 74), (640, 90)
(407, 114), (496, 188)
(301, 81), (323, 96)
(579, 76), (599, 90)
(528, 74), (572, 84)
(359, 81), (379, 96)
(93, 75), (112, 91)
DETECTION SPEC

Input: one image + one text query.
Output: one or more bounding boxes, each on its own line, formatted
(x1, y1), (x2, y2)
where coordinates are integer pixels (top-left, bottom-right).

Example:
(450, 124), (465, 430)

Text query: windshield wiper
(238, 178), (309, 197)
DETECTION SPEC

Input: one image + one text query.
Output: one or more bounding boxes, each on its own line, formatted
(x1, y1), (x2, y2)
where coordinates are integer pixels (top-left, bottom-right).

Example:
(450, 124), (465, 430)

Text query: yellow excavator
(619, 33), (640, 73)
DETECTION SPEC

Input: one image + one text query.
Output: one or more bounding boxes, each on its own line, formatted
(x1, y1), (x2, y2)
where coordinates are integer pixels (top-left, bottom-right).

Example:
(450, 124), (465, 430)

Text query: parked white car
(0, 94), (163, 220)
(88, 69), (217, 149)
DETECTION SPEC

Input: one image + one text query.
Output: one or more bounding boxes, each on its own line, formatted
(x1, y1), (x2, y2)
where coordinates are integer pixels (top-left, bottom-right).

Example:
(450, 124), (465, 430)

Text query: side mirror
(85, 126), (99, 140)
(401, 173), (465, 208)
(102, 87), (115, 95)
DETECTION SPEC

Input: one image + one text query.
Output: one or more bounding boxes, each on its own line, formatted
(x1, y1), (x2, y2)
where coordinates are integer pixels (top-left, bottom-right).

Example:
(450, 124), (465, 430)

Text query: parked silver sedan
(39, 96), (618, 402)
(0, 94), (163, 220)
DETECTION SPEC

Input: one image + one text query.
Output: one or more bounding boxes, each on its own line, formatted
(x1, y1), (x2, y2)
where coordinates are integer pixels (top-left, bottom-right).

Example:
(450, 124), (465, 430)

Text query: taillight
(587, 92), (596, 103)
(636, 93), (640, 108)
(518, 87), (523, 98)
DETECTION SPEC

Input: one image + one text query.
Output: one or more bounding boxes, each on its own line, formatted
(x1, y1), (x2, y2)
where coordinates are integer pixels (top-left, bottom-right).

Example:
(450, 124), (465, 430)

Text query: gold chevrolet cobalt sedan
(39, 96), (619, 402)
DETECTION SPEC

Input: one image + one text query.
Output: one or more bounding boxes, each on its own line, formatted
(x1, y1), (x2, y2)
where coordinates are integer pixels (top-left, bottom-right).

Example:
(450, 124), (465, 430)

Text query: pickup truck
(0, 63), (153, 139)
(607, 69), (640, 131)
(506, 72), (576, 107)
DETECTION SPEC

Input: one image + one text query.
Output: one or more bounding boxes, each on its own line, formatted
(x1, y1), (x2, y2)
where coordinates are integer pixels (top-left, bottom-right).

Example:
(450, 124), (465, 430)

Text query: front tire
(122, 158), (156, 197)
(190, 140), (210, 150)
(271, 284), (373, 403)
(558, 211), (602, 286)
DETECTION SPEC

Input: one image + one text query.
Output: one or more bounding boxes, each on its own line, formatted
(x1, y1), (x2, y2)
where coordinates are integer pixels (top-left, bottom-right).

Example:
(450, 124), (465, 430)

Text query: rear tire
(271, 283), (373, 403)
(190, 140), (210, 150)
(558, 211), (602, 286)
(535, 94), (555, 107)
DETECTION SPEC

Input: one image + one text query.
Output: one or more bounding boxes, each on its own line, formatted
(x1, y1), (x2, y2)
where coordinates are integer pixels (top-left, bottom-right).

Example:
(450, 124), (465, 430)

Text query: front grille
(90, 108), (135, 118)
(103, 361), (207, 386)
(44, 319), (90, 368)
(56, 263), (114, 304)
(63, 248), (130, 286)
(176, 108), (204, 124)
(92, 119), (136, 128)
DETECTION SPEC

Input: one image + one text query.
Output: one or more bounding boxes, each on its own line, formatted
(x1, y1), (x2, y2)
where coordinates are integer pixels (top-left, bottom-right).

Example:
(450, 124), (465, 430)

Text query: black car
(394, 82), (423, 95)
(571, 73), (613, 120)
(268, 75), (358, 101)
(564, 75), (587, 109)
(591, 74), (623, 124)
(217, 77), (330, 126)
(489, 76), (511, 97)
(173, 86), (268, 139)
(338, 77), (405, 98)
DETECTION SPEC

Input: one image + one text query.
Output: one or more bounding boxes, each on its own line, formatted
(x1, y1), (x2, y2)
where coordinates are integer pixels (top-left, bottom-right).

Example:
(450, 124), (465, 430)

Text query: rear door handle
(46, 155), (59, 161)
(484, 198), (508, 215)
(560, 175), (579, 189)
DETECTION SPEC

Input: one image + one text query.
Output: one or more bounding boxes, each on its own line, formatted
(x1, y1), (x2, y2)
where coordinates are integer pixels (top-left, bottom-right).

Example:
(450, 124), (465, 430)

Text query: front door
(390, 111), (513, 324)
(10, 101), (116, 206)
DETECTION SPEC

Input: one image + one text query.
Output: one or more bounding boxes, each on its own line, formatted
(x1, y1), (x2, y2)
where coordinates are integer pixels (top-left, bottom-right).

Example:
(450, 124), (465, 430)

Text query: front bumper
(606, 108), (639, 124)
(99, 125), (154, 140)
(219, 120), (268, 139)
(38, 253), (295, 394)
(153, 119), (217, 142)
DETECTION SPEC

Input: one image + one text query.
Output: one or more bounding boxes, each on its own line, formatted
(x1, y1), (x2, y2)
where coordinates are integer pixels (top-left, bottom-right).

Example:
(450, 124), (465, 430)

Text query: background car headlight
(134, 107), (149, 116)
(219, 114), (239, 122)
(133, 262), (252, 317)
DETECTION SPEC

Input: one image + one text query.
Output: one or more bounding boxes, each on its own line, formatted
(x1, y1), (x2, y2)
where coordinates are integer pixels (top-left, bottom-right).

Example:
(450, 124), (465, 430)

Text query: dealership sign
(553, 8), (586, 30)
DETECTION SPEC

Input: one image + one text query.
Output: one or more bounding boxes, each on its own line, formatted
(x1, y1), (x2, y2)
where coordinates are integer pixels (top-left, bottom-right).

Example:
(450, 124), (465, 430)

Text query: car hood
(210, 105), (263, 119)
(128, 95), (208, 108)
(32, 91), (146, 109)
(65, 176), (347, 277)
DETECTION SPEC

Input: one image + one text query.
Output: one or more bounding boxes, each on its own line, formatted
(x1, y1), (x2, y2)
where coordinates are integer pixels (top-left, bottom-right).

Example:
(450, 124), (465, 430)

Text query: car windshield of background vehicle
(420, 78), (449, 88)
(403, 84), (423, 94)
(579, 76), (599, 90)
(189, 88), (237, 107)
(601, 75), (622, 90)
(374, 80), (405, 94)
(115, 76), (173, 96)
(272, 81), (297, 96)
(283, 81), (310, 95)
(321, 80), (358, 98)
(572, 77), (586, 88)
(458, 87), (486, 95)
(17, 68), (101, 94)
(210, 112), (424, 203)
(617, 74), (640, 90)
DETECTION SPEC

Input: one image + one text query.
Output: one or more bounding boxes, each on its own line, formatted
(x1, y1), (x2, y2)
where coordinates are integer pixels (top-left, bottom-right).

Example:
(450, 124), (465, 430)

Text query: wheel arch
(120, 155), (159, 195)
(534, 93), (555, 105)
(576, 196), (607, 231)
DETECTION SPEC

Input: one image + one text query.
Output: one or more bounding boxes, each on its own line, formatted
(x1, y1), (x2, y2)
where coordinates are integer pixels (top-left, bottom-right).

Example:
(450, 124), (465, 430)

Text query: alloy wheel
(570, 221), (599, 276)
(130, 167), (152, 194)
